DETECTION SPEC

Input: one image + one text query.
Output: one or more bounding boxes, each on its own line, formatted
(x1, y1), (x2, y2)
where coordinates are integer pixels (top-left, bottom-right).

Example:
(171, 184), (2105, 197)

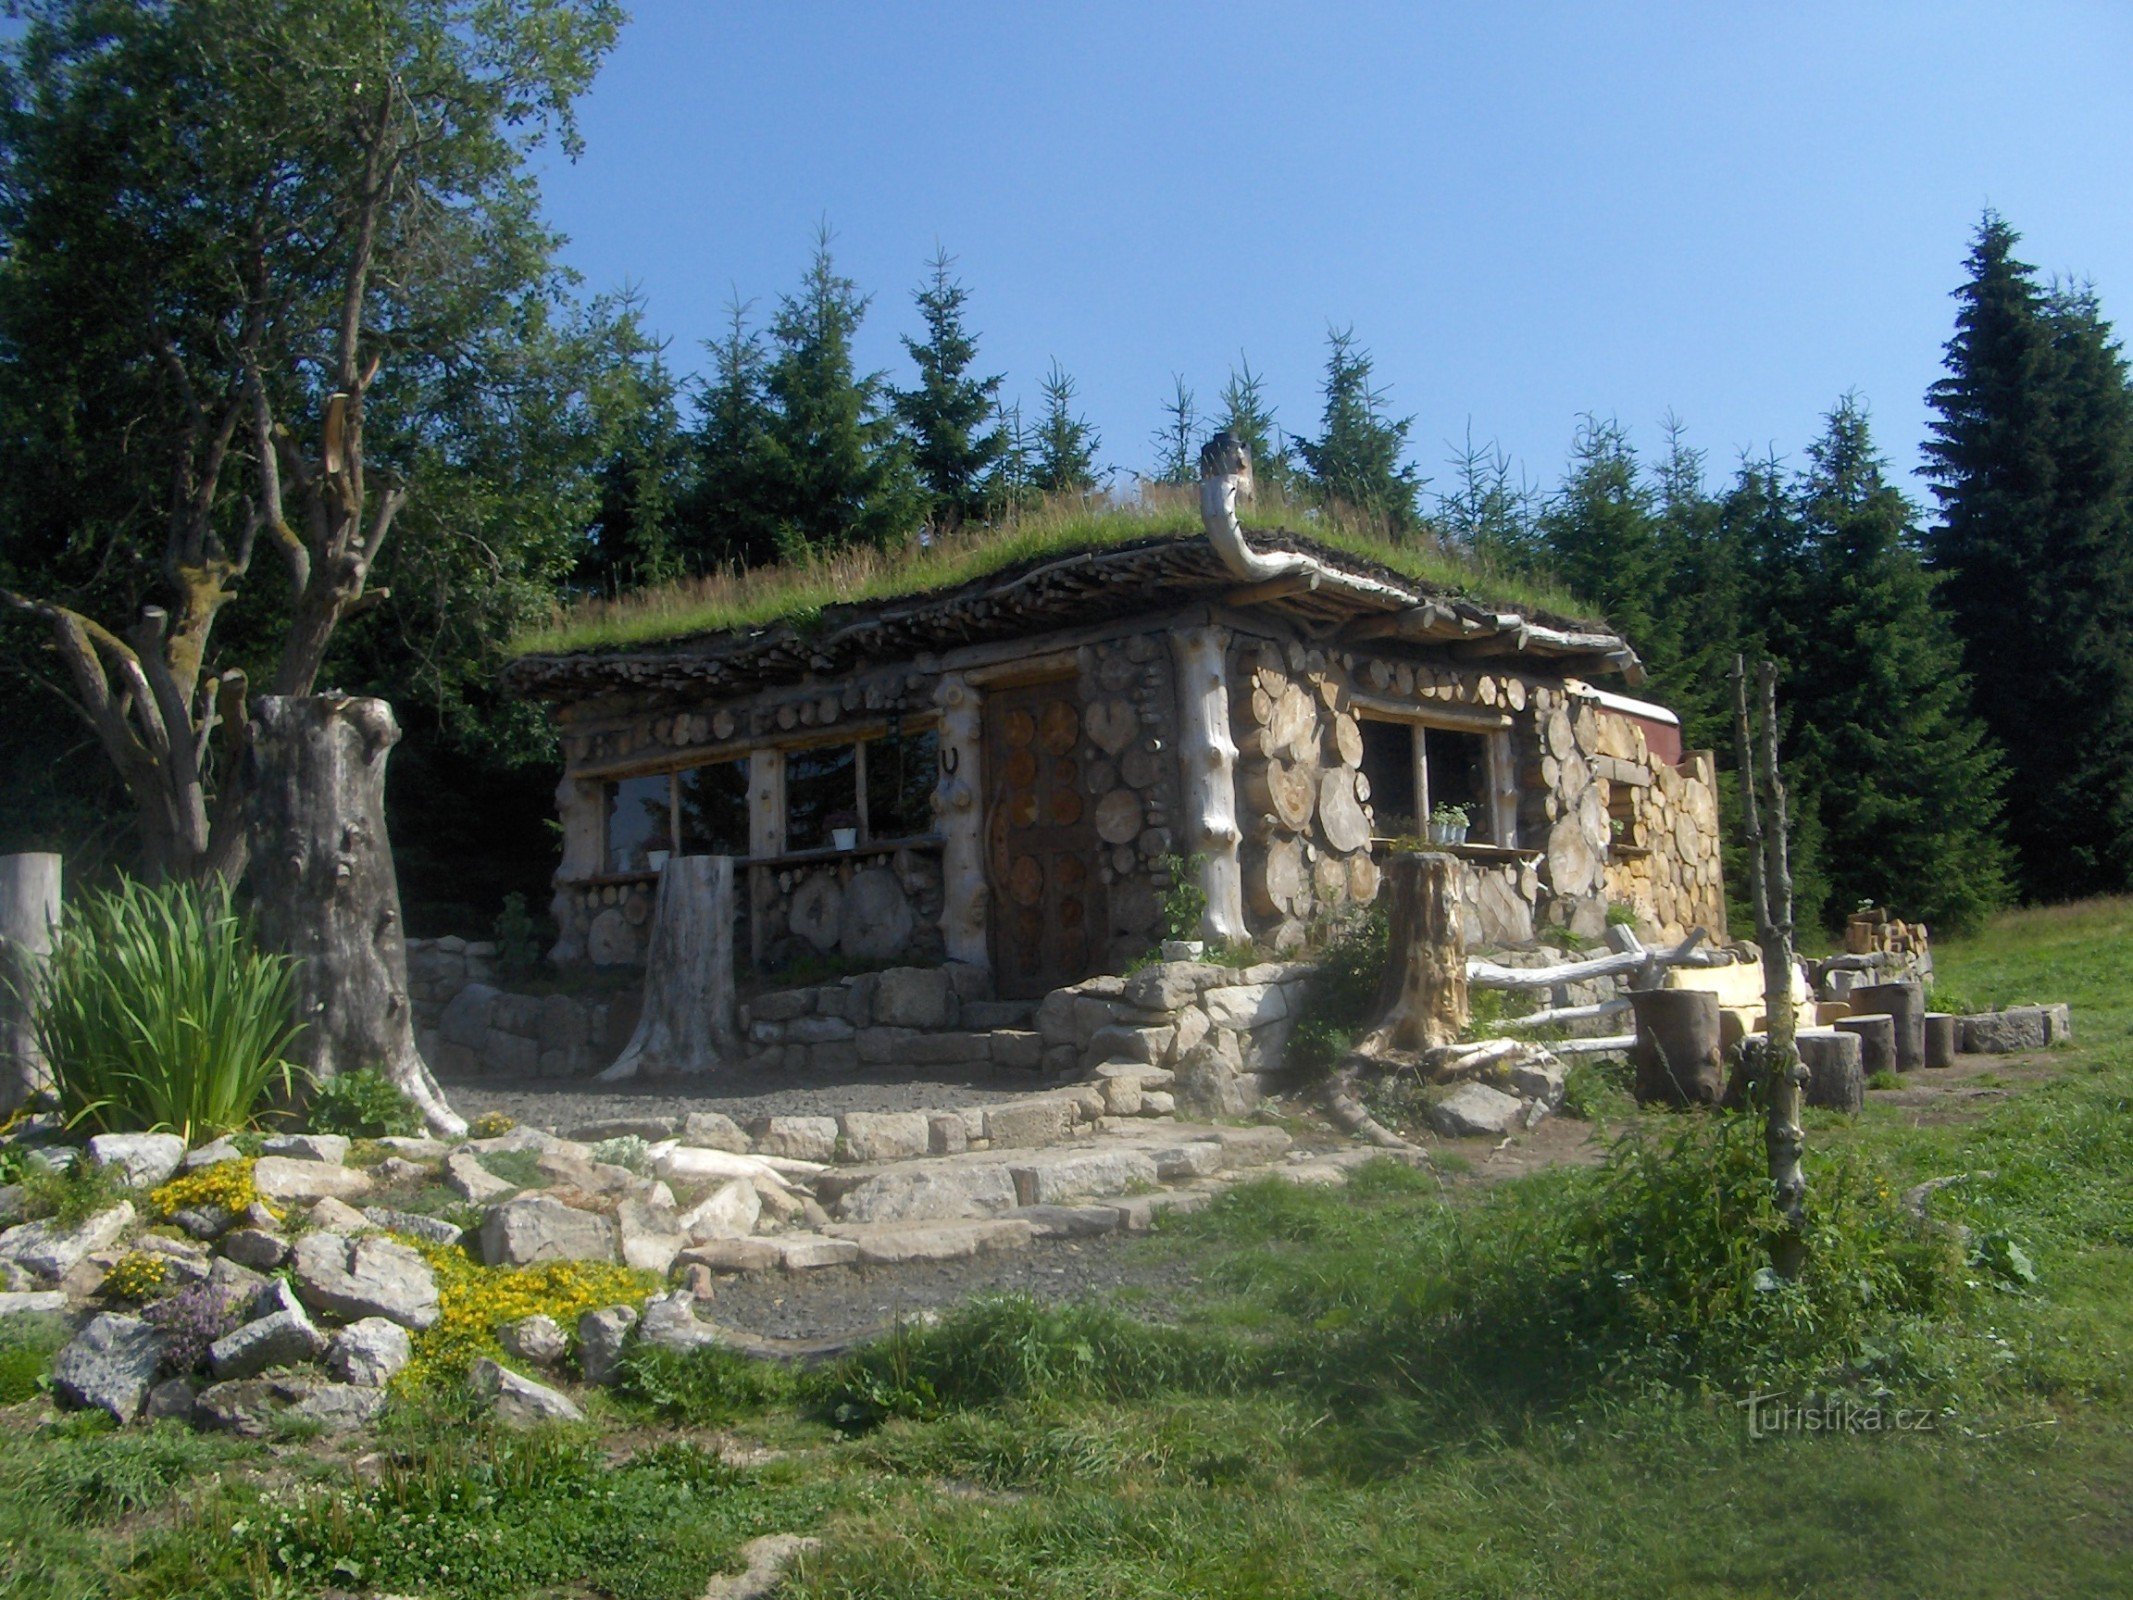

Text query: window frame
(1351, 700), (1518, 848)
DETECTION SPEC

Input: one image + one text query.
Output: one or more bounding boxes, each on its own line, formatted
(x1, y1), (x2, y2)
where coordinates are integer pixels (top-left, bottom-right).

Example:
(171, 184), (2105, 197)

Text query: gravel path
(440, 1067), (1054, 1133)
(696, 1233), (1213, 1342)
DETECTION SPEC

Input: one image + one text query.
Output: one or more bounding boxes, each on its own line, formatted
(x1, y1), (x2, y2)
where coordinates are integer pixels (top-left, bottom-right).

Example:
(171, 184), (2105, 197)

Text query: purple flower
(142, 1284), (240, 1375)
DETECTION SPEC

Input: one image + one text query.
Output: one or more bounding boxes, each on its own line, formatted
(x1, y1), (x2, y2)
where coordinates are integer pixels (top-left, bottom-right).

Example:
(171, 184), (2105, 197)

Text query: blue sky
(536, 1), (2133, 506)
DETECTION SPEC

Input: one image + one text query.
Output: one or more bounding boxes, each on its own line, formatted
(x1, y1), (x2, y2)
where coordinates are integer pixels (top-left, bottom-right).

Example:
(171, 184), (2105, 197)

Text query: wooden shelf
(564, 834), (945, 887)
(1373, 840), (1543, 865)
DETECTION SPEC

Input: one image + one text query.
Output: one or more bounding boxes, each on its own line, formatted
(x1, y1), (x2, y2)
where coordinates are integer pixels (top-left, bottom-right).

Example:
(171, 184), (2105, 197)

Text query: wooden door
(984, 677), (1104, 998)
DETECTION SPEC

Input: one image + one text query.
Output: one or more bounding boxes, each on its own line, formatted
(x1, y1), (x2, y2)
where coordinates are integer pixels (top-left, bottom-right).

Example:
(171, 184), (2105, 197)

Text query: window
(1359, 719), (1419, 838)
(1425, 728), (1491, 839)
(678, 758), (749, 856)
(605, 774), (672, 873)
(1355, 717), (1507, 846)
(785, 724), (941, 854)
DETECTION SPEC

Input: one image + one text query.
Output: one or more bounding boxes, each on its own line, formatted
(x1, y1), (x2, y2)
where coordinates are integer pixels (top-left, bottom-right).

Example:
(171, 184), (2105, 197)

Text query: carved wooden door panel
(984, 678), (1104, 999)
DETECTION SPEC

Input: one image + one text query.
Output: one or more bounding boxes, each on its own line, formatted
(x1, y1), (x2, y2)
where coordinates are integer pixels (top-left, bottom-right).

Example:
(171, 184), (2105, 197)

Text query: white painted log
(1467, 929), (1725, 990)
(0, 853), (60, 1112)
(601, 856), (741, 1080)
(932, 674), (988, 968)
(548, 774), (603, 964)
(1169, 625), (1247, 941)
(1493, 996), (1634, 1032)
(1551, 1033), (1637, 1056)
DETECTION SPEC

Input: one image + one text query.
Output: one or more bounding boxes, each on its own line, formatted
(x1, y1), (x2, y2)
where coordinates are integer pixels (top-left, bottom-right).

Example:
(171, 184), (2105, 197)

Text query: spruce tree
(1536, 417), (1677, 673)
(1438, 424), (1539, 570)
(1923, 214), (2133, 896)
(1150, 375), (1200, 485)
(680, 298), (780, 569)
(1031, 360), (1100, 495)
(1781, 398), (2009, 930)
(581, 293), (687, 590)
(1293, 326), (1423, 536)
(892, 249), (1005, 532)
(756, 228), (923, 557)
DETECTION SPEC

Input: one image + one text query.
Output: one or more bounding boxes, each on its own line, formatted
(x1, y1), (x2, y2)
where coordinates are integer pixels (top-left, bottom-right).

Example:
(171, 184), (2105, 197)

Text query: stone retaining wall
(406, 937), (636, 1080)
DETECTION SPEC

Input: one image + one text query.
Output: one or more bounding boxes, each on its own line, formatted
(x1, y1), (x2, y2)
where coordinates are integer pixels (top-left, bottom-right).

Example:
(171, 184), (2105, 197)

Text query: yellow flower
(102, 1251), (170, 1302)
(393, 1238), (655, 1391)
(147, 1157), (282, 1222)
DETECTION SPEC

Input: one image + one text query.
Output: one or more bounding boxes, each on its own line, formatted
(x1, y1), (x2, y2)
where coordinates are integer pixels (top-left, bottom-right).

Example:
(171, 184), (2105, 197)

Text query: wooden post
(1732, 656), (1806, 1277)
(245, 696), (464, 1138)
(1850, 980), (1926, 1073)
(1798, 1030), (1864, 1112)
(600, 856), (741, 1080)
(0, 853), (60, 1113)
(1629, 988), (1725, 1106)
(933, 674), (988, 969)
(1357, 852), (1469, 1054)
(1922, 1012), (1958, 1068)
(1170, 625), (1248, 942)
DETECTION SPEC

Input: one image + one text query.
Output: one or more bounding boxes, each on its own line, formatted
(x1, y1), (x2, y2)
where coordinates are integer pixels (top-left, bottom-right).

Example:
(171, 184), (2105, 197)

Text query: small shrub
(0, 1312), (68, 1403)
(305, 1069), (422, 1139)
(1868, 1069), (1904, 1091)
(1285, 903), (1389, 1076)
(469, 1110), (518, 1139)
(614, 1341), (795, 1425)
(587, 1134), (651, 1174)
(1560, 1055), (1633, 1121)
(32, 876), (302, 1139)
(1605, 901), (1639, 927)
(148, 1158), (277, 1223)
(809, 1295), (1253, 1433)
(401, 1244), (653, 1390)
(494, 892), (543, 978)
(141, 1284), (240, 1376)
(1159, 853), (1207, 942)
(18, 1158), (131, 1225)
(100, 1251), (170, 1304)
(476, 1148), (544, 1190)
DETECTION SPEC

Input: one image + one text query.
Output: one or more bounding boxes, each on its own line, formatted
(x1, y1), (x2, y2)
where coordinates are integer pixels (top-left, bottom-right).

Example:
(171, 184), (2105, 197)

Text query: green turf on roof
(508, 487), (1599, 659)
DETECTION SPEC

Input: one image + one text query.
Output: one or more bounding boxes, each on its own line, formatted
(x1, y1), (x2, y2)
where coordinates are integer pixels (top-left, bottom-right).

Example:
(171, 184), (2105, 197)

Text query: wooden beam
(1223, 571), (1319, 608)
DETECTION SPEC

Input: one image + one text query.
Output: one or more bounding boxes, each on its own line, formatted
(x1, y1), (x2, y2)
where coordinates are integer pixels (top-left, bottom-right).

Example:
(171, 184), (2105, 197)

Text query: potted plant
(826, 809), (859, 851)
(1427, 802), (1471, 847)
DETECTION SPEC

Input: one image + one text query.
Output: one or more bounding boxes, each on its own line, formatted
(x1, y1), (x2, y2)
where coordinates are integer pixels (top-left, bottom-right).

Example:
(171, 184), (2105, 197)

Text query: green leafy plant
(304, 1069), (422, 1140)
(1605, 901), (1639, 927)
(613, 1341), (796, 1425)
(31, 876), (302, 1139)
(1429, 802), (1470, 827)
(1284, 903), (1389, 1076)
(1160, 853), (1208, 943)
(494, 891), (543, 979)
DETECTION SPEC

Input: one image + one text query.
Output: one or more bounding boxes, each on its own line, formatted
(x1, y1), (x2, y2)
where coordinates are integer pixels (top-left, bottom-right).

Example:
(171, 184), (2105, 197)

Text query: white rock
(0, 1290), (69, 1318)
(183, 1138), (245, 1171)
(261, 1134), (351, 1164)
(836, 1111), (931, 1163)
(293, 1232), (442, 1329)
(305, 1196), (374, 1233)
(678, 1111), (749, 1153)
(1009, 1148), (1159, 1207)
(1509, 1057), (1568, 1108)
(677, 1180), (763, 1243)
(325, 1317), (412, 1387)
(1200, 983), (1287, 1030)
(86, 1132), (186, 1189)
(0, 1202), (136, 1280)
(251, 1157), (373, 1204)
(576, 1305), (639, 1386)
(497, 1313), (570, 1367)
(615, 1196), (685, 1276)
(209, 1307), (327, 1380)
(52, 1312), (167, 1421)
(637, 1289), (724, 1353)
(443, 1151), (516, 1203)
(650, 1142), (812, 1186)
(479, 1194), (617, 1267)
(834, 1160), (1019, 1224)
(469, 1357), (583, 1425)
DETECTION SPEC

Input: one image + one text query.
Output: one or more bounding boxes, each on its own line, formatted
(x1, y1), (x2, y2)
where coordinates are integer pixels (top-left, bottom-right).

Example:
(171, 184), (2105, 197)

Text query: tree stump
(1834, 1014), (1897, 1077)
(1356, 852), (1467, 1054)
(1629, 987), (1724, 1107)
(246, 697), (463, 1137)
(601, 856), (741, 1080)
(1922, 1011), (1958, 1068)
(1849, 980), (1926, 1072)
(0, 853), (60, 1113)
(1797, 1029), (1864, 1112)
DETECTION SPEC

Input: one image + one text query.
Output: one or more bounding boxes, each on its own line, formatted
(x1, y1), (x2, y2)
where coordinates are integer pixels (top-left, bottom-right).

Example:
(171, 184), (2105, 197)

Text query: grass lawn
(4, 901), (2130, 1598)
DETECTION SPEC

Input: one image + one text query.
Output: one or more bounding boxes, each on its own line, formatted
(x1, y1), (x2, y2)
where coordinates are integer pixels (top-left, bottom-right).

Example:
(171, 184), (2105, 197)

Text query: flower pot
(646, 850), (670, 872)
(830, 827), (858, 851)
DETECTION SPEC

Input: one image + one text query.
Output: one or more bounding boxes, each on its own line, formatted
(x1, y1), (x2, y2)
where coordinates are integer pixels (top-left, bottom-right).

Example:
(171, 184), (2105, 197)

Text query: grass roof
(509, 485), (1600, 658)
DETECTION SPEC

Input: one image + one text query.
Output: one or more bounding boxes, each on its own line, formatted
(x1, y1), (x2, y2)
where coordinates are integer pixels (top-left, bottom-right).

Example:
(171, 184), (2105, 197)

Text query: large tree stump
(601, 856), (741, 1081)
(1357, 852), (1468, 1054)
(0, 853), (60, 1113)
(246, 697), (463, 1138)
(1629, 987), (1724, 1106)
(1834, 1013), (1897, 1077)
(1849, 980), (1926, 1072)
(1798, 1029), (1865, 1112)
(1922, 1011), (1958, 1068)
